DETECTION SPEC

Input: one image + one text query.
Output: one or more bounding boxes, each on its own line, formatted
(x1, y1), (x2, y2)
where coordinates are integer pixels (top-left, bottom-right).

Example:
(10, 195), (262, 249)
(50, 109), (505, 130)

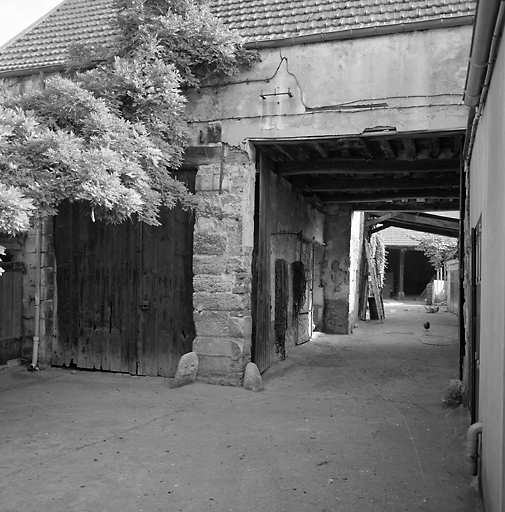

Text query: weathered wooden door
(0, 262), (24, 364)
(252, 154), (274, 372)
(54, 171), (195, 377)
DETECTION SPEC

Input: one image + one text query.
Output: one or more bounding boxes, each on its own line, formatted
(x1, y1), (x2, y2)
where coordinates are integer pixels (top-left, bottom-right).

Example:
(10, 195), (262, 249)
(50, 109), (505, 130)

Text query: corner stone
(243, 362), (264, 392)
(171, 352), (199, 388)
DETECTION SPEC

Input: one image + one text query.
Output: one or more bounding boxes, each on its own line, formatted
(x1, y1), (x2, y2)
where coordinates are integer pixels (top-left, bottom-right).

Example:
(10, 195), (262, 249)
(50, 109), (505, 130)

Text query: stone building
(0, 1), (473, 384)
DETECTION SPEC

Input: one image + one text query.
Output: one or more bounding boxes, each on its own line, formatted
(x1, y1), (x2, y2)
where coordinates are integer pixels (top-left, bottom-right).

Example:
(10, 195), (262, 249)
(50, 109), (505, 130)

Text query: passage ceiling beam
(318, 188), (460, 202)
(351, 200), (460, 211)
(278, 158), (460, 176)
(296, 174), (460, 192)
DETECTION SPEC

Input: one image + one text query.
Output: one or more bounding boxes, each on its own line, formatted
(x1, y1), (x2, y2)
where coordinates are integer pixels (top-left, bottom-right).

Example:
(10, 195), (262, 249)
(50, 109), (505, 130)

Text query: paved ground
(0, 300), (484, 512)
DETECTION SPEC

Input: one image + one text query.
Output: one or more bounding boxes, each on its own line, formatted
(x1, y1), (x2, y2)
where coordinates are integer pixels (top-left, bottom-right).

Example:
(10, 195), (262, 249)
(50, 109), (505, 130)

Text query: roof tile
(0, 0), (476, 75)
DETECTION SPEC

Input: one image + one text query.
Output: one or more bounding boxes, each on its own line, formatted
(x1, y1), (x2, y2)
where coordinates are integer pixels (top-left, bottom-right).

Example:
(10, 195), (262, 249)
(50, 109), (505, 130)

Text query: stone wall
(21, 219), (55, 366)
(191, 145), (256, 385)
(321, 206), (353, 334)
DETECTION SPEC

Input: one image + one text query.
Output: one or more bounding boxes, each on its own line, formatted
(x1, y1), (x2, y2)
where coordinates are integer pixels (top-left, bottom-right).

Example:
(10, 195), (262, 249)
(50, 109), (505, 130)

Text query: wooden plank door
(54, 205), (141, 373)
(54, 170), (195, 377)
(155, 198), (195, 377)
(252, 154), (274, 373)
(0, 262), (23, 364)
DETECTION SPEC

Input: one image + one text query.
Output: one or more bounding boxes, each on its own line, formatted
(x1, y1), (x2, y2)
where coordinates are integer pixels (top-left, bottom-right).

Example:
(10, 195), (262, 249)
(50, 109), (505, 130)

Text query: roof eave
(0, 64), (66, 79)
(244, 15), (475, 49)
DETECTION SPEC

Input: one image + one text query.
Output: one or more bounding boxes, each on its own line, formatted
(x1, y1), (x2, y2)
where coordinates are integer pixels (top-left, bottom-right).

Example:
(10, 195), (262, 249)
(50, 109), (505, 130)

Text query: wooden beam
(403, 138), (417, 160)
(365, 212), (401, 227)
(353, 138), (373, 159)
(278, 158), (459, 176)
(351, 200), (460, 211)
(379, 140), (396, 159)
(295, 173), (460, 192)
(317, 188), (460, 202)
(375, 220), (459, 237)
(251, 130), (464, 146)
(391, 212), (459, 231)
(275, 144), (296, 161)
(312, 143), (329, 158)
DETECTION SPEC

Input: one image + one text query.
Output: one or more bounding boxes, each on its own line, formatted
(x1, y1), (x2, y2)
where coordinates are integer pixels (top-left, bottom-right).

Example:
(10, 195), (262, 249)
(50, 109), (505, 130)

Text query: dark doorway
(386, 248), (434, 298)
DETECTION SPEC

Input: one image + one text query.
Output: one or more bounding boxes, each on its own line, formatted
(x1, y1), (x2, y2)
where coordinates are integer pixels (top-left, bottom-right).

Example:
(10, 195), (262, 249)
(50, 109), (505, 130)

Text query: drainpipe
(467, 422), (483, 476)
(29, 219), (42, 371)
(463, 0), (502, 106)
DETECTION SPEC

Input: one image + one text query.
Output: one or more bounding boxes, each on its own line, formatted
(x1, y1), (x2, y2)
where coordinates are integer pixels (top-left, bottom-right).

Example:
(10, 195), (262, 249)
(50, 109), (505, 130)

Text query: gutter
(464, 0), (503, 106)
(463, 0), (505, 164)
(245, 17), (474, 50)
(29, 219), (42, 371)
(467, 422), (483, 475)
(0, 65), (66, 79)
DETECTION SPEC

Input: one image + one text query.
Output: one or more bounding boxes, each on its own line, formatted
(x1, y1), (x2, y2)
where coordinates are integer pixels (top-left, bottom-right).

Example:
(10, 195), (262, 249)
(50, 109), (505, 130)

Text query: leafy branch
(0, 0), (258, 236)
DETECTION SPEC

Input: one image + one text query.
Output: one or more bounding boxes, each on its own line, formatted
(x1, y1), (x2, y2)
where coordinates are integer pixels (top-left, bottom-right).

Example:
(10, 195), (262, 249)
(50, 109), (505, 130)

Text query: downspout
(463, 0), (502, 107)
(467, 422), (483, 475)
(29, 219), (42, 371)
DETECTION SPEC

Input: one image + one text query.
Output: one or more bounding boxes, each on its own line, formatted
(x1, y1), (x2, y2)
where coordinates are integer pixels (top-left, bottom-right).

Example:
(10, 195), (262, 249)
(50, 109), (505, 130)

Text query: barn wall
(186, 26), (471, 146)
(467, 34), (505, 512)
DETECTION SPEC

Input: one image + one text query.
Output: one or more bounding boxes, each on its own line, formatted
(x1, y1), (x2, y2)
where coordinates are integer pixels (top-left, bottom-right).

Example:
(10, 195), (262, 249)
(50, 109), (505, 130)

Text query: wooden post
(398, 248), (406, 300)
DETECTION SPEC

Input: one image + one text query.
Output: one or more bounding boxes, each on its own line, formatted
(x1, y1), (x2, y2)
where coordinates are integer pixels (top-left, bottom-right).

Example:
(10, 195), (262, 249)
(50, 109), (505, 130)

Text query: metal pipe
(463, 0), (502, 106)
(467, 422), (483, 476)
(29, 220), (42, 371)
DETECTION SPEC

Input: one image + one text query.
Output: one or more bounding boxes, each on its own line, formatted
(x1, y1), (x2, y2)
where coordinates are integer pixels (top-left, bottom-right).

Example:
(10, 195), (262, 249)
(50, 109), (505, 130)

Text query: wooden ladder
(364, 239), (385, 323)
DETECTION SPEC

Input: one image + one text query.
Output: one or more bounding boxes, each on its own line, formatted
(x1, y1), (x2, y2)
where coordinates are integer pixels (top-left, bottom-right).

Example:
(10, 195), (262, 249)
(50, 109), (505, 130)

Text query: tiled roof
(0, 0), (476, 76)
(210, 0), (476, 45)
(382, 211), (459, 247)
(382, 227), (425, 247)
(0, 0), (118, 75)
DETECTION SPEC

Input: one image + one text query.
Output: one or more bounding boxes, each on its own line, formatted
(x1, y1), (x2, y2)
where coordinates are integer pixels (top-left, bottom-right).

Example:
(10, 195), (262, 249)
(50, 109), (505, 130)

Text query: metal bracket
(260, 88), (293, 100)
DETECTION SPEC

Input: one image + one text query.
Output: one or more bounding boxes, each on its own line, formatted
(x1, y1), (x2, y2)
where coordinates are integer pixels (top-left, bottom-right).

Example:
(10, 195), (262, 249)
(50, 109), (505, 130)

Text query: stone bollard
(171, 352), (199, 388)
(243, 362), (264, 392)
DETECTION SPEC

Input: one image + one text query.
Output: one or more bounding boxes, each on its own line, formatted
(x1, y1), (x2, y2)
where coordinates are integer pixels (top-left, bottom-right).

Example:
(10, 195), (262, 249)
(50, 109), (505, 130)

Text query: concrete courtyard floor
(0, 300), (484, 512)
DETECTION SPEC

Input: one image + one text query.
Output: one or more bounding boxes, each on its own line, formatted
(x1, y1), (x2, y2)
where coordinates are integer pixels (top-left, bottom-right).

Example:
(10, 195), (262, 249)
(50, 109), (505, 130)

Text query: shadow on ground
(0, 300), (483, 512)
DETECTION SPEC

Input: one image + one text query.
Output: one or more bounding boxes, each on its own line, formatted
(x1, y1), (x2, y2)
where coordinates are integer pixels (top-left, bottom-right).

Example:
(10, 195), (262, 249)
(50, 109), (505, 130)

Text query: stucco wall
(467, 35), (505, 512)
(320, 206), (353, 334)
(186, 26), (472, 146)
(348, 212), (365, 332)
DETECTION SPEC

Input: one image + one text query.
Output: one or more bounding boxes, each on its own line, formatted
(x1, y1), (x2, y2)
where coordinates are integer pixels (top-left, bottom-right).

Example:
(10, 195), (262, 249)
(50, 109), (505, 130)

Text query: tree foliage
(111, 0), (258, 87)
(414, 234), (458, 270)
(0, 0), (257, 236)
